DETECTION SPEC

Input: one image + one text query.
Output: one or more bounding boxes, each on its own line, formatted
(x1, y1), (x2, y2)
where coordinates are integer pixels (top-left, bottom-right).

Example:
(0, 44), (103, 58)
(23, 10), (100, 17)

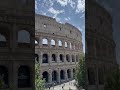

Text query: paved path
(45, 80), (78, 90)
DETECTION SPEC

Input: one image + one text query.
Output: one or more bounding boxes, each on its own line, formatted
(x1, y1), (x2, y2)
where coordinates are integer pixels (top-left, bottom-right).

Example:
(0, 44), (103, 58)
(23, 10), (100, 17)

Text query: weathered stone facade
(0, 0), (35, 90)
(35, 14), (83, 86)
(86, 0), (117, 90)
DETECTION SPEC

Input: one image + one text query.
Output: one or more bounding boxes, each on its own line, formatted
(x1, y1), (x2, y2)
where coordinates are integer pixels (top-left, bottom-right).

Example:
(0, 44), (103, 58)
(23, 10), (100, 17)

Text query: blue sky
(35, 0), (85, 52)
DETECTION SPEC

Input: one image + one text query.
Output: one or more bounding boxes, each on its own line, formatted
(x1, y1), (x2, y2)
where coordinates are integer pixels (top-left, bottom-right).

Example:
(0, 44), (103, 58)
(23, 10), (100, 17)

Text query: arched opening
(60, 54), (64, 62)
(35, 39), (39, 45)
(42, 71), (49, 83)
(18, 30), (30, 48)
(65, 42), (67, 48)
(0, 66), (9, 88)
(58, 40), (62, 47)
(72, 55), (75, 62)
(52, 71), (57, 82)
(67, 69), (71, 79)
(42, 54), (48, 63)
(73, 69), (75, 78)
(60, 70), (65, 80)
(42, 38), (48, 46)
(0, 33), (7, 47)
(87, 67), (95, 85)
(35, 54), (39, 63)
(70, 42), (72, 49)
(98, 68), (104, 84)
(76, 55), (79, 62)
(52, 54), (56, 62)
(66, 54), (70, 62)
(18, 65), (31, 88)
(51, 39), (55, 46)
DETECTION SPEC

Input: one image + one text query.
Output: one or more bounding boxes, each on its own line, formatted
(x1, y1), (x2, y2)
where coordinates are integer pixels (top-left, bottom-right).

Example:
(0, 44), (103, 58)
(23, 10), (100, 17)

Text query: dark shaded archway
(35, 54), (39, 62)
(18, 65), (31, 88)
(52, 71), (57, 82)
(67, 69), (71, 79)
(0, 66), (9, 88)
(42, 54), (48, 63)
(42, 71), (49, 83)
(60, 70), (65, 80)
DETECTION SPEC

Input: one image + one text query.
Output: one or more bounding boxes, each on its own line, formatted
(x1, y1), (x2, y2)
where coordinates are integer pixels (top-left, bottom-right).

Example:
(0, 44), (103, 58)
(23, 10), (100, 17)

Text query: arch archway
(52, 54), (56, 62)
(42, 38), (48, 45)
(18, 65), (31, 88)
(0, 66), (9, 88)
(60, 70), (65, 80)
(42, 71), (49, 83)
(42, 54), (48, 63)
(0, 33), (7, 47)
(66, 54), (70, 62)
(35, 54), (39, 63)
(60, 54), (64, 62)
(67, 69), (71, 79)
(52, 71), (58, 82)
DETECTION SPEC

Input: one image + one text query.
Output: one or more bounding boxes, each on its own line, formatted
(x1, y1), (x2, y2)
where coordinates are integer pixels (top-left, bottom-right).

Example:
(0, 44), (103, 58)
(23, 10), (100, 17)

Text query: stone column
(39, 36), (42, 47)
(65, 69), (68, 81)
(55, 39), (58, 48)
(71, 69), (73, 79)
(48, 38), (51, 47)
(48, 53), (51, 65)
(49, 69), (52, 83)
(39, 52), (42, 64)
(56, 53), (59, 63)
(57, 68), (60, 83)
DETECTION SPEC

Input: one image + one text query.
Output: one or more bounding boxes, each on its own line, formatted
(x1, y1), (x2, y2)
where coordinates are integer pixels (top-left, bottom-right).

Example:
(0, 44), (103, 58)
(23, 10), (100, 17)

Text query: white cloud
(48, 7), (64, 18)
(57, 0), (68, 6)
(65, 17), (71, 21)
(69, 0), (76, 9)
(76, 0), (85, 13)
(35, 1), (38, 10)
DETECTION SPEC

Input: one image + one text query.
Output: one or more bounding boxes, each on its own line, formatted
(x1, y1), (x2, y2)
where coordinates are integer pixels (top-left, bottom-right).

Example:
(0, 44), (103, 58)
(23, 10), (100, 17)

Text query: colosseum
(86, 0), (118, 90)
(35, 14), (83, 86)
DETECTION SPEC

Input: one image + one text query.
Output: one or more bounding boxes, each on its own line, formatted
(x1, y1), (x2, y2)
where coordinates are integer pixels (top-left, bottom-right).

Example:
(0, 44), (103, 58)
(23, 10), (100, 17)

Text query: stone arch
(58, 40), (62, 47)
(35, 54), (39, 63)
(0, 33), (7, 47)
(18, 30), (30, 43)
(67, 69), (71, 79)
(52, 70), (58, 82)
(73, 68), (75, 78)
(66, 54), (70, 62)
(42, 71), (49, 83)
(59, 54), (64, 62)
(35, 38), (39, 45)
(60, 70), (65, 80)
(42, 38), (48, 45)
(87, 67), (95, 85)
(0, 66), (9, 88)
(18, 65), (31, 88)
(76, 55), (79, 62)
(51, 39), (55, 46)
(72, 55), (75, 62)
(70, 42), (72, 49)
(42, 53), (48, 63)
(65, 42), (67, 48)
(52, 54), (57, 62)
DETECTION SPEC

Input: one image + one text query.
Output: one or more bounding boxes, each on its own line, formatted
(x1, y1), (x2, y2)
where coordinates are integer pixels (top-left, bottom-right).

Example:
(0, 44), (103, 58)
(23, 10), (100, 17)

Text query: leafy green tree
(35, 61), (45, 90)
(75, 53), (86, 89)
(104, 68), (120, 90)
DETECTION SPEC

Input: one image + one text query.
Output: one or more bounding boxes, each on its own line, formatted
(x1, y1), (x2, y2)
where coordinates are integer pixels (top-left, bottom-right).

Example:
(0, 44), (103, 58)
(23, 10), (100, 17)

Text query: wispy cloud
(76, 0), (85, 13)
(65, 17), (71, 21)
(48, 7), (64, 18)
(57, 0), (68, 6)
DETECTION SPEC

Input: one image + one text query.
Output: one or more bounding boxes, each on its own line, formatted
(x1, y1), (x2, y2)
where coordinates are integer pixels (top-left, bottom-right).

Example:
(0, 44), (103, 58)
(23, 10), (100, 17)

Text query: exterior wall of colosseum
(0, 0), (35, 90)
(86, 0), (117, 90)
(35, 14), (83, 86)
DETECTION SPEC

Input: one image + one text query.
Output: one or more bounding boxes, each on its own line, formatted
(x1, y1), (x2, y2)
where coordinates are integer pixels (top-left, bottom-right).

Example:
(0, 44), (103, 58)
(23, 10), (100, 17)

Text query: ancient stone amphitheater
(35, 14), (83, 86)
(86, 0), (118, 90)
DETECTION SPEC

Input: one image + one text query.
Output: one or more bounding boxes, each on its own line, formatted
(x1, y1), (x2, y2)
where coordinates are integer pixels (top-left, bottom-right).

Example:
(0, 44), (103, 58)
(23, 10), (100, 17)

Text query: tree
(75, 53), (86, 89)
(104, 68), (120, 90)
(35, 61), (45, 90)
